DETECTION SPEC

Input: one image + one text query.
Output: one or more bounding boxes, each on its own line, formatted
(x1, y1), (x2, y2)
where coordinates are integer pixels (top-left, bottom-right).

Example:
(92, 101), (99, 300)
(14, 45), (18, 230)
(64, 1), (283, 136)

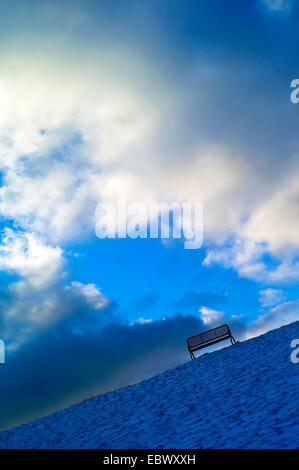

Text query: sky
(0, 0), (299, 430)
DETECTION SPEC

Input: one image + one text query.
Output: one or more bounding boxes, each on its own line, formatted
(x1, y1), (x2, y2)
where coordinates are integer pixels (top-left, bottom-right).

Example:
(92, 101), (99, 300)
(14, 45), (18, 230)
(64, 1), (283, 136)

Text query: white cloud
(243, 171), (299, 254)
(69, 281), (110, 310)
(0, 15), (298, 341)
(267, 260), (299, 283)
(199, 306), (224, 326)
(196, 299), (299, 342)
(0, 163), (96, 242)
(258, 288), (286, 307)
(261, 0), (295, 13)
(0, 40), (298, 268)
(1, 277), (112, 348)
(131, 317), (153, 326)
(203, 239), (267, 281)
(247, 298), (299, 338)
(0, 228), (63, 287)
(2, 49), (299, 290)
(204, 237), (299, 285)
(0, 49), (155, 242)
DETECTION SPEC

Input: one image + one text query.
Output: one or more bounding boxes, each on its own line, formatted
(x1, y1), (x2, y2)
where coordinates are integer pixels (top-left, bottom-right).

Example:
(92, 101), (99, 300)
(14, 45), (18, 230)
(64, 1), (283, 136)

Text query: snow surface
(0, 321), (298, 449)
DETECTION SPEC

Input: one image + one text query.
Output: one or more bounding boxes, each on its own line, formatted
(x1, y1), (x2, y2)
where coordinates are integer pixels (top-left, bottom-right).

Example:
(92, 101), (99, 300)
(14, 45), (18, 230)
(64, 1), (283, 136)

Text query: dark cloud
(0, 295), (251, 432)
(0, 313), (203, 430)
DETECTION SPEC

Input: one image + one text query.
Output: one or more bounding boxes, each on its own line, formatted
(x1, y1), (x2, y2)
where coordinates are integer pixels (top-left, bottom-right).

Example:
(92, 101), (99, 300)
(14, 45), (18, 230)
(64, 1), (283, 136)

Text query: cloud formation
(0, 42), (298, 288)
(0, 313), (204, 430)
(0, 229), (63, 287)
(258, 288), (286, 308)
(261, 0), (295, 14)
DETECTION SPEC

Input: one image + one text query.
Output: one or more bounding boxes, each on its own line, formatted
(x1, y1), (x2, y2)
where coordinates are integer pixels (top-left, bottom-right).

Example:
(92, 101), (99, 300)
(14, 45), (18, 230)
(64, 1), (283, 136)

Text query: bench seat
(187, 324), (236, 360)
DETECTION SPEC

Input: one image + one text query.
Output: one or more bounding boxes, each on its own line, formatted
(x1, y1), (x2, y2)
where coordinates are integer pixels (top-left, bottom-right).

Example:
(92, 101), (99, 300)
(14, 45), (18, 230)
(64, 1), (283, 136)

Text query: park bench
(187, 324), (236, 360)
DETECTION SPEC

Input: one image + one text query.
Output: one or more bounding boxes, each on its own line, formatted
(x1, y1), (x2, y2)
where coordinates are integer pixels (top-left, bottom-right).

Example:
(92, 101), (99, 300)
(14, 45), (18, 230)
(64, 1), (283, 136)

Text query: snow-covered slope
(0, 321), (298, 449)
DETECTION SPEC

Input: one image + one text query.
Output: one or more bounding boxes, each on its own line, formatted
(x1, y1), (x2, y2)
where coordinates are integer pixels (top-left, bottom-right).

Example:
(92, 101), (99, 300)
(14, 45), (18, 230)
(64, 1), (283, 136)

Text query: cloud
(203, 239), (268, 282)
(133, 317), (153, 325)
(248, 298), (299, 337)
(243, 170), (299, 254)
(0, 230), (110, 346)
(258, 288), (286, 307)
(198, 297), (299, 342)
(0, 228), (63, 287)
(69, 282), (110, 311)
(0, 313), (205, 431)
(260, 0), (295, 14)
(0, 47), (155, 243)
(199, 306), (224, 326)
(1, 57), (297, 289)
(0, 18), (298, 289)
(204, 239), (299, 285)
(1, 276), (112, 350)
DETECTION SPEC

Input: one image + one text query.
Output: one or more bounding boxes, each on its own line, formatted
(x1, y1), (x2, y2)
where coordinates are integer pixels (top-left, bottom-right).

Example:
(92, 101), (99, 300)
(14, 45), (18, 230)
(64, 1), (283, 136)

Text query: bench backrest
(187, 324), (230, 350)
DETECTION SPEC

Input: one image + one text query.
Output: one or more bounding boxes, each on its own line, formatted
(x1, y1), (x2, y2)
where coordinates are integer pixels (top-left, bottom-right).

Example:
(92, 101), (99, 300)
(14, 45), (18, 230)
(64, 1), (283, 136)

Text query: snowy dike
(0, 321), (298, 449)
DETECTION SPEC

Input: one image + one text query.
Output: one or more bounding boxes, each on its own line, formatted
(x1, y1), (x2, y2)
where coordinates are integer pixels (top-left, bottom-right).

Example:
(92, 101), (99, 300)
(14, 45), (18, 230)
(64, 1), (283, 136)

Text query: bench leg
(189, 350), (195, 360)
(230, 335), (236, 345)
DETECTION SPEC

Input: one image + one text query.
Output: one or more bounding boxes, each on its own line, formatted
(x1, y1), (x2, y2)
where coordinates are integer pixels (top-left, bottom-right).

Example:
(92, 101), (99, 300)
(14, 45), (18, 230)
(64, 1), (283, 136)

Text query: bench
(187, 324), (236, 360)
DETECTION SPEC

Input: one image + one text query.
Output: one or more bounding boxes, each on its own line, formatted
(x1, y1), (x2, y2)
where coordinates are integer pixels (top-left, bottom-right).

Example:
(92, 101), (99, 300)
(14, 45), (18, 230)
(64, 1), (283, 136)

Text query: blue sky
(0, 0), (299, 429)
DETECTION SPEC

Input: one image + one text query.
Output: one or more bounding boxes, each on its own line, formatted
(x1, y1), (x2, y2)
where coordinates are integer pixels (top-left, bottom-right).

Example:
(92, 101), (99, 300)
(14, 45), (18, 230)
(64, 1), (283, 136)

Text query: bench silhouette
(187, 324), (236, 360)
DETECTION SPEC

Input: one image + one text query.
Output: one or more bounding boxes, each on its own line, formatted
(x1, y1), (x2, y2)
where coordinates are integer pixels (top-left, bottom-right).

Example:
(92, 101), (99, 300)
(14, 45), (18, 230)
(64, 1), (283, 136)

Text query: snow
(0, 321), (298, 449)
